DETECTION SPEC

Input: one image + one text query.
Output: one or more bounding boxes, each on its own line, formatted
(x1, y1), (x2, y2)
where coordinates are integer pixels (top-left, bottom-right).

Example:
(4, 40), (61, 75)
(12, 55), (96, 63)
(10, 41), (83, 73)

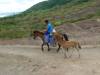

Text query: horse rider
(44, 20), (55, 45)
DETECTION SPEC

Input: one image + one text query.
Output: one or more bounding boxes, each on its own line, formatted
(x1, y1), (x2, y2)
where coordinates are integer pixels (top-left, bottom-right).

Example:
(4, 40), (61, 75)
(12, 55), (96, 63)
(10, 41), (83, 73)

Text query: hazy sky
(0, 0), (46, 13)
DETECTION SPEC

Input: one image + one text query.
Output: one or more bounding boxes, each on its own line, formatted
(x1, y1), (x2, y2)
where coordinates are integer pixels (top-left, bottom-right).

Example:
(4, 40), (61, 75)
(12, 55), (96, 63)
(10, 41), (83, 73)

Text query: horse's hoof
(69, 55), (72, 58)
(48, 49), (50, 51)
(64, 56), (68, 59)
(42, 49), (44, 52)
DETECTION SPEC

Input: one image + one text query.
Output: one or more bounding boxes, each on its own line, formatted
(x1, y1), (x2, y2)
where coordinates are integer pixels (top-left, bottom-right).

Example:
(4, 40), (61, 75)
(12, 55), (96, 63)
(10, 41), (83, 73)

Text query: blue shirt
(47, 22), (53, 34)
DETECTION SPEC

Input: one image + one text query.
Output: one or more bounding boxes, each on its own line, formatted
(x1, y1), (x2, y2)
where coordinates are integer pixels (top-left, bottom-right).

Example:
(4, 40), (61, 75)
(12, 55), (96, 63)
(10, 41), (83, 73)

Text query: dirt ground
(0, 45), (100, 75)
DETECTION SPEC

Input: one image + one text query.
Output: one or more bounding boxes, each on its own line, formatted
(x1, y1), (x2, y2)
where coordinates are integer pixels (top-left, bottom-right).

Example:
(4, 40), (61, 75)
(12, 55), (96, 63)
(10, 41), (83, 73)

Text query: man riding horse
(31, 20), (69, 52)
(44, 20), (55, 45)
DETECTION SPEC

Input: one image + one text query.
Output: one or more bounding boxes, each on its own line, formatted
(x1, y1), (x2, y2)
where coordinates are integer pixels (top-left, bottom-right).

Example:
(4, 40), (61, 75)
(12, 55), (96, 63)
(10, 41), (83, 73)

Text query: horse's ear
(33, 31), (35, 33)
(33, 30), (36, 33)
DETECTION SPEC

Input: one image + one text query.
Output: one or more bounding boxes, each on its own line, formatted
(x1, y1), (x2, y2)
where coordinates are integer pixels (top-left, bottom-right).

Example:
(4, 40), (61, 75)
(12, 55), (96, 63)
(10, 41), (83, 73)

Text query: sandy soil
(0, 45), (100, 75)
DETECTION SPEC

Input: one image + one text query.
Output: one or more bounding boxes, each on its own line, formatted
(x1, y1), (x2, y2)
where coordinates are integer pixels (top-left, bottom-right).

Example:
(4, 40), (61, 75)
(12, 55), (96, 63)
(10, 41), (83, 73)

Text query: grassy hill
(0, 0), (100, 39)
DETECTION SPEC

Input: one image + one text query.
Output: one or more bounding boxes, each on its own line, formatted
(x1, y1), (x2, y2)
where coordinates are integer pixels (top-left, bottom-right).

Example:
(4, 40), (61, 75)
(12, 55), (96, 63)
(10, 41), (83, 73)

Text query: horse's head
(31, 30), (44, 39)
(30, 30), (37, 39)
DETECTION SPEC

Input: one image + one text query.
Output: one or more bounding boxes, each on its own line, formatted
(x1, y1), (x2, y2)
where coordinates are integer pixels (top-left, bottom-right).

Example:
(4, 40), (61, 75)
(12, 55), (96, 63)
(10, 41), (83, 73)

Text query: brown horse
(31, 30), (57, 51)
(53, 32), (81, 58)
(31, 30), (69, 52)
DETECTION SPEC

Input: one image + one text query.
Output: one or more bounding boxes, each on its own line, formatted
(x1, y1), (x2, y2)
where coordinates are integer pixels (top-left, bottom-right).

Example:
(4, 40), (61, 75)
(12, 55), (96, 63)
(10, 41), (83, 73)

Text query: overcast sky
(0, 0), (46, 17)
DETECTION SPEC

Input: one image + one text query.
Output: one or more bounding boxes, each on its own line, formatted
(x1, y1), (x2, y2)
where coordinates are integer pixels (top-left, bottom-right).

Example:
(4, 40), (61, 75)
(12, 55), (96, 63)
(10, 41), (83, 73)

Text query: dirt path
(0, 45), (100, 75)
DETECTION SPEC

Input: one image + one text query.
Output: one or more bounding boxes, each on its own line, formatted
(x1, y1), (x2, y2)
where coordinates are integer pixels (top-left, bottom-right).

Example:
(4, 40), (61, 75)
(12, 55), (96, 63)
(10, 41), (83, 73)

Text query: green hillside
(0, 0), (100, 39)
(27, 0), (89, 11)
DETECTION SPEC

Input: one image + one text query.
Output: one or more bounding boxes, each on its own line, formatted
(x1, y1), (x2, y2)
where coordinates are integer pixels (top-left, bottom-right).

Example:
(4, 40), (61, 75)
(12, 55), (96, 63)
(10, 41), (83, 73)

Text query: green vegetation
(0, 0), (100, 39)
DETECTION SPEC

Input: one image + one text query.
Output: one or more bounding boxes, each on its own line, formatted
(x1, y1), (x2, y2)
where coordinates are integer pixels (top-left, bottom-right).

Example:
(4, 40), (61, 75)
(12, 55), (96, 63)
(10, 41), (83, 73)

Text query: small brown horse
(53, 32), (81, 58)
(31, 30), (69, 52)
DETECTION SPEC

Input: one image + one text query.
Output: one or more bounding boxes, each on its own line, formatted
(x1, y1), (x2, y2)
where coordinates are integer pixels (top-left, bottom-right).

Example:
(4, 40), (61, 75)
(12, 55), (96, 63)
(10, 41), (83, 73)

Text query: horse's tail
(62, 34), (69, 41)
(77, 42), (81, 49)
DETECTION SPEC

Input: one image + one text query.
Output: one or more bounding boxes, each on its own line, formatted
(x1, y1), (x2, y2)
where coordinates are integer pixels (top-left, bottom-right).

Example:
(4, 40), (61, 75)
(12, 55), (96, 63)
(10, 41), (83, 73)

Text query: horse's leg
(62, 47), (68, 58)
(71, 47), (80, 58)
(75, 46), (80, 58)
(66, 48), (69, 57)
(57, 44), (61, 53)
(47, 43), (50, 51)
(65, 48), (69, 58)
(41, 43), (44, 52)
(53, 37), (56, 47)
(67, 48), (69, 52)
(69, 48), (74, 58)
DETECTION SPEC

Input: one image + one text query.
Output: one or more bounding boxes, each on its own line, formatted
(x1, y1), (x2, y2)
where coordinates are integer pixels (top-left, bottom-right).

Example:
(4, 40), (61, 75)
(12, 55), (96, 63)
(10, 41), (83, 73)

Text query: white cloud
(0, 0), (46, 13)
